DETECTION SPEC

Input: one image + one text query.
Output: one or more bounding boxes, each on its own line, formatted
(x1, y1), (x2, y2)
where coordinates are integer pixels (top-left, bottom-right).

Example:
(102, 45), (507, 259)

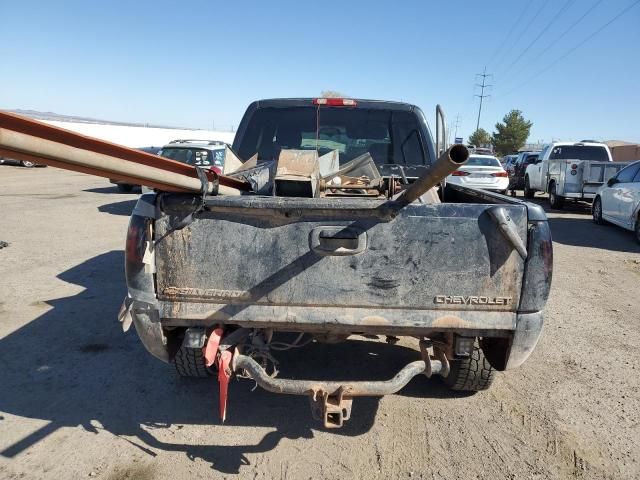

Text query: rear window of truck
(235, 106), (428, 168)
(549, 146), (609, 161)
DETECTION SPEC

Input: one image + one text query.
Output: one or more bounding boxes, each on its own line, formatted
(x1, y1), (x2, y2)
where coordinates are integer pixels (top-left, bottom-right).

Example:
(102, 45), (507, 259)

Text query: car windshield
(466, 156), (501, 167)
(550, 145), (609, 161)
(235, 106), (429, 168)
(159, 148), (225, 167)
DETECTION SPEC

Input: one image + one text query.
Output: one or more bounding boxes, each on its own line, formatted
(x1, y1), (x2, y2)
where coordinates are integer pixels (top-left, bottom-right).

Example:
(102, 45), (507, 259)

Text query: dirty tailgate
(154, 196), (528, 333)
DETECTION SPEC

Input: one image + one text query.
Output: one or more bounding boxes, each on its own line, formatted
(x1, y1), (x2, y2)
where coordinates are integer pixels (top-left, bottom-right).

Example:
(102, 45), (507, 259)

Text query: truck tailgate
(154, 196), (528, 331)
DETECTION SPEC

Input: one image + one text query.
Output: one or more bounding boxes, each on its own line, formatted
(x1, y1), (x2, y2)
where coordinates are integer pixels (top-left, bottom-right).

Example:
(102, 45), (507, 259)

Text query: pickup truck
(508, 151), (540, 192)
(121, 98), (553, 428)
(523, 141), (628, 208)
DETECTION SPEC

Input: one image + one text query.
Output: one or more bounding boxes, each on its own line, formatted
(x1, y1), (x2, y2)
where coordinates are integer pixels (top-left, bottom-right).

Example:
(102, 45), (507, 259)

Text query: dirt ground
(0, 166), (638, 480)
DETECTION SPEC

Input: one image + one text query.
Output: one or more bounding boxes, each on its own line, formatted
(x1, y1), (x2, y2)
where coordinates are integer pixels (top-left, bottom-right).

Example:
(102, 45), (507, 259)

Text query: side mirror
(535, 159), (542, 164)
(607, 177), (618, 187)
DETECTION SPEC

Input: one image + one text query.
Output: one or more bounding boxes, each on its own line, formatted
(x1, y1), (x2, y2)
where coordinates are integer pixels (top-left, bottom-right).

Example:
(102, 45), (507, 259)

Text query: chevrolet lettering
(434, 295), (513, 306)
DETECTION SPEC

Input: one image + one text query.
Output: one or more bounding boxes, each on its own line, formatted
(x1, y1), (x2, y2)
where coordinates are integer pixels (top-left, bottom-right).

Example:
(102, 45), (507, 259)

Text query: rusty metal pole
(0, 111), (250, 195)
(395, 144), (469, 205)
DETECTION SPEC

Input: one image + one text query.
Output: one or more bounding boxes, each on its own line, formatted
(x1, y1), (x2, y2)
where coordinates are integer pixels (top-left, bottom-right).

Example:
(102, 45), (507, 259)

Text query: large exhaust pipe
(0, 111), (250, 195)
(395, 144), (469, 205)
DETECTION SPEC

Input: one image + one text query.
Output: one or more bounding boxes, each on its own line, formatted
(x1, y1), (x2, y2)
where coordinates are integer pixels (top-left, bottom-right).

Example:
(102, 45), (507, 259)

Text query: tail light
(313, 98), (357, 107)
(571, 164), (578, 170)
(126, 215), (147, 264)
(451, 170), (470, 176)
(519, 221), (553, 312)
(491, 171), (509, 177)
(210, 166), (222, 175)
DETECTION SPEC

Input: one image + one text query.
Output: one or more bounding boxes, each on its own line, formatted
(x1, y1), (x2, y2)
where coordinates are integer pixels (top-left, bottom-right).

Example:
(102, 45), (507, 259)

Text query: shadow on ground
(524, 196), (640, 253)
(0, 251), (457, 474)
(97, 200), (137, 216)
(84, 186), (141, 194)
(547, 216), (640, 253)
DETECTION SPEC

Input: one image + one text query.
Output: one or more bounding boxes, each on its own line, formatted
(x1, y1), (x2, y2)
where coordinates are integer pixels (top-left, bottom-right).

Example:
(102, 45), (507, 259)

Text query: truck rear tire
(173, 345), (214, 378)
(548, 183), (564, 209)
(524, 177), (535, 199)
(443, 339), (496, 391)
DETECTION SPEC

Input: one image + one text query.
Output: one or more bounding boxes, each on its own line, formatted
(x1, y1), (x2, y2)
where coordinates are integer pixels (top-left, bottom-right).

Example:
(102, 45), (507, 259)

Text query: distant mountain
(7, 109), (189, 130)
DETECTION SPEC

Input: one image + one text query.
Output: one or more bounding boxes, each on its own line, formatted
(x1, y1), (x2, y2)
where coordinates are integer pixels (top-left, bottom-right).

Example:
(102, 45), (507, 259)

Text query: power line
(527, 0), (605, 65)
(487, 1), (532, 68)
(500, 0), (577, 76)
(494, 0), (550, 73)
(500, 0), (605, 93)
(501, 0), (640, 97)
(474, 67), (493, 131)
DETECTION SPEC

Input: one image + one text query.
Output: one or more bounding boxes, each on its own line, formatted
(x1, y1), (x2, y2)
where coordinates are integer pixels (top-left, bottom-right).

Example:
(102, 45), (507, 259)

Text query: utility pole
(453, 114), (461, 140)
(474, 66), (493, 132)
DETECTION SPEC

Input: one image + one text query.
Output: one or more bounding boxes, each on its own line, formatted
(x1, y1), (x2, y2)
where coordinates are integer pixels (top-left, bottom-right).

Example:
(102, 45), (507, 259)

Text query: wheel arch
(547, 178), (556, 192)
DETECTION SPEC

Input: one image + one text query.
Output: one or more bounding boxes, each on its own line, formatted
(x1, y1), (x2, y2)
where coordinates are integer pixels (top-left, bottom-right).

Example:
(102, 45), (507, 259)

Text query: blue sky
(1, 0), (639, 143)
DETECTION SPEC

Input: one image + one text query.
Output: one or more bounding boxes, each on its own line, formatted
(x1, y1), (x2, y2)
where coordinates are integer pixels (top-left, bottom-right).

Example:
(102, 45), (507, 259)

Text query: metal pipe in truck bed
(0, 111), (249, 195)
(396, 144), (469, 205)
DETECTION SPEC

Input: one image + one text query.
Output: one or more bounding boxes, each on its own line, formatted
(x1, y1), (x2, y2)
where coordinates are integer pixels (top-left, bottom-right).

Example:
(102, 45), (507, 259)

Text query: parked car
(157, 139), (229, 174)
(524, 141), (628, 208)
(508, 151), (540, 192)
(470, 147), (493, 155)
(111, 141), (230, 192)
(502, 154), (518, 169)
(0, 156), (47, 168)
(446, 154), (509, 193)
(592, 160), (640, 243)
(110, 146), (161, 192)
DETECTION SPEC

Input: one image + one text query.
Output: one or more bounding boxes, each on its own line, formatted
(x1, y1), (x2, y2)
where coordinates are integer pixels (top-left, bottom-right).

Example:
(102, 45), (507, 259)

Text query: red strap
(218, 350), (233, 422)
(202, 327), (223, 367)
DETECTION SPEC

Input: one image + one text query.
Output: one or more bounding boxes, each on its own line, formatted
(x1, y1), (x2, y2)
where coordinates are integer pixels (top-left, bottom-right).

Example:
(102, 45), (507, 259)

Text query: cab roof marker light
(312, 98), (358, 107)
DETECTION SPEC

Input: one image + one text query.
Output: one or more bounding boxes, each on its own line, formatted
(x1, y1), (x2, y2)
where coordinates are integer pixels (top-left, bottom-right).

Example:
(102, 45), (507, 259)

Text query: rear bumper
(563, 192), (595, 200)
(156, 301), (517, 336)
(448, 177), (510, 191)
(127, 297), (544, 371)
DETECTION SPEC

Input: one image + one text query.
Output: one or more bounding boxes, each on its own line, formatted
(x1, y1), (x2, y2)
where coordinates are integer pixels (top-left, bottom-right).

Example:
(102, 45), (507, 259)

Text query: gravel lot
(1, 166), (639, 479)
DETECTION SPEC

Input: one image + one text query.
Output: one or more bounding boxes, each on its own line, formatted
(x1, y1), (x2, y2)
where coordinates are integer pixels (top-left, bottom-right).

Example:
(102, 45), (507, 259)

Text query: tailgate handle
(310, 226), (367, 256)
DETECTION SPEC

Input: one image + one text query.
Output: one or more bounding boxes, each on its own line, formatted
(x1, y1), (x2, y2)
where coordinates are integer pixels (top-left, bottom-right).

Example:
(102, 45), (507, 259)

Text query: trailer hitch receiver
(309, 387), (353, 429)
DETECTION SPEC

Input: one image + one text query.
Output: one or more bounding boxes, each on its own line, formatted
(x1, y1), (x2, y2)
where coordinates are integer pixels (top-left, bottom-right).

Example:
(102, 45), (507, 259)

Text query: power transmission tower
(474, 67), (493, 132)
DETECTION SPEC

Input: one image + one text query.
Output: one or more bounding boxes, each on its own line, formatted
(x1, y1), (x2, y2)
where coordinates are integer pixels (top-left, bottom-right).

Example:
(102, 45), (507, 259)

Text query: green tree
(468, 128), (492, 147)
(320, 90), (347, 98)
(492, 110), (533, 156)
